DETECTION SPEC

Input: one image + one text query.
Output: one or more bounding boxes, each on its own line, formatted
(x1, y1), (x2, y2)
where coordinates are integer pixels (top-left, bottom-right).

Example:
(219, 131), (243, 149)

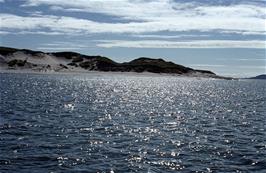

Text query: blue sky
(0, 0), (265, 77)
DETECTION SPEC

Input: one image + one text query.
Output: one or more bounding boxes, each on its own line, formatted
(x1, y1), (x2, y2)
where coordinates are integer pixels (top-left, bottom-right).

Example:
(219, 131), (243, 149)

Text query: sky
(0, 0), (265, 77)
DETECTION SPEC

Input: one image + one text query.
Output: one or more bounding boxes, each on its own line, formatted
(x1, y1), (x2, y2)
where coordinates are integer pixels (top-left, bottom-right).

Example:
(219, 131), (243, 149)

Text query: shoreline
(0, 68), (235, 80)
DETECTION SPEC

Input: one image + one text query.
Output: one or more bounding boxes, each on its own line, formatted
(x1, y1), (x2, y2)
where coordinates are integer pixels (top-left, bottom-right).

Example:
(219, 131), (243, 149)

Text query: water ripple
(0, 73), (266, 172)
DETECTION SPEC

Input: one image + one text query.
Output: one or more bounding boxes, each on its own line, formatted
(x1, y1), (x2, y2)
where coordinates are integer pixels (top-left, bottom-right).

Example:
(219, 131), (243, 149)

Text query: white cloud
(132, 34), (210, 39)
(0, 13), (265, 35)
(22, 0), (266, 20)
(36, 41), (90, 51)
(19, 0), (265, 34)
(22, 0), (177, 21)
(96, 40), (265, 49)
(0, 0), (5, 3)
(0, 31), (9, 35)
(16, 31), (64, 35)
(220, 30), (266, 35)
(0, 0), (258, 36)
(1, 0), (265, 49)
(37, 47), (86, 51)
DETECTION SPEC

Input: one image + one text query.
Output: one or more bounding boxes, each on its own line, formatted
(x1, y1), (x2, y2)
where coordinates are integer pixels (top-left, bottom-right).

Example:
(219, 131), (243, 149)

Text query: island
(248, 74), (266, 80)
(0, 46), (232, 79)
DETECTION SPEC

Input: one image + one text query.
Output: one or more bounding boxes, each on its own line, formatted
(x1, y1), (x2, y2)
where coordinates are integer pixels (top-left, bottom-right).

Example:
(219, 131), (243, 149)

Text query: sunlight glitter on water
(0, 73), (266, 172)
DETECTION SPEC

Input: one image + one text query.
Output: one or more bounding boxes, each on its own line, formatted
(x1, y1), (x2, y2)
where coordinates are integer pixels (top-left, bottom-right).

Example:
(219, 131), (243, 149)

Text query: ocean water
(0, 73), (265, 173)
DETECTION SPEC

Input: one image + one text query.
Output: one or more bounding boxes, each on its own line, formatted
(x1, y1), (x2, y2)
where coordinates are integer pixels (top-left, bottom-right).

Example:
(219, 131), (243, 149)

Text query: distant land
(248, 74), (266, 80)
(0, 46), (232, 79)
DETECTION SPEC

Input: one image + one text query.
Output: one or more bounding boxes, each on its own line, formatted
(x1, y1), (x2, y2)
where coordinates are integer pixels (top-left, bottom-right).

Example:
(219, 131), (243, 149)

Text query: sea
(0, 73), (265, 173)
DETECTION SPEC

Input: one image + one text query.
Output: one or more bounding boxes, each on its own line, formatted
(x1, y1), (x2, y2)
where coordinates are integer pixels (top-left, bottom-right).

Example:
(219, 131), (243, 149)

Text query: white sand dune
(0, 47), (233, 79)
